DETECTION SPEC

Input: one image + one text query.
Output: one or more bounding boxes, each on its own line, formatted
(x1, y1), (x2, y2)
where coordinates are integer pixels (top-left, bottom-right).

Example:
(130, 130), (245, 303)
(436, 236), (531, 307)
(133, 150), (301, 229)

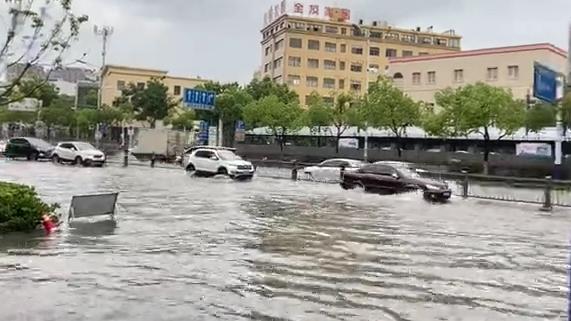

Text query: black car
(341, 162), (452, 201)
(4, 137), (54, 161)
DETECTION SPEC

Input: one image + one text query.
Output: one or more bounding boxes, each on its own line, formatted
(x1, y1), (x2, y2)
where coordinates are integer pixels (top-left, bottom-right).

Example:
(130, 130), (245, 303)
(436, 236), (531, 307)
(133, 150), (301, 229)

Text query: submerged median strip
(0, 181), (59, 233)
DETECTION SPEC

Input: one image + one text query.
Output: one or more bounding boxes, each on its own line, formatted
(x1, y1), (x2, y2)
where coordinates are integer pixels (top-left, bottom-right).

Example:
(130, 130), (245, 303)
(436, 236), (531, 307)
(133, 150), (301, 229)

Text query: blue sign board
(533, 63), (558, 104)
(184, 89), (216, 110)
(235, 120), (246, 131)
(197, 121), (209, 145)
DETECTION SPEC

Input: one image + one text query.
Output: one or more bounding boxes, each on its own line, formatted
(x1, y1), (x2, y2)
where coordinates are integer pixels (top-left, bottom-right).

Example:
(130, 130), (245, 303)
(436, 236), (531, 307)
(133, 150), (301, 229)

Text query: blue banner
(184, 89), (216, 110)
(197, 121), (209, 145)
(533, 63), (558, 104)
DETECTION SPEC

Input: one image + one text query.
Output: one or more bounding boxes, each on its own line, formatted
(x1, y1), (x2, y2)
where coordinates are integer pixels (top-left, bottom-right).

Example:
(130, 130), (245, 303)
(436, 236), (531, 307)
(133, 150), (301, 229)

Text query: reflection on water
(0, 161), (569, 321)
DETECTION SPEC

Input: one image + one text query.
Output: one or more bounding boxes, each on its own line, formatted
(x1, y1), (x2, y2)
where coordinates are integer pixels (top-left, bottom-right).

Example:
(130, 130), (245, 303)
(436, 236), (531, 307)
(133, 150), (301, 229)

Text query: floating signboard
(183, 88), (216, 111)
(533, 63), (558, 104)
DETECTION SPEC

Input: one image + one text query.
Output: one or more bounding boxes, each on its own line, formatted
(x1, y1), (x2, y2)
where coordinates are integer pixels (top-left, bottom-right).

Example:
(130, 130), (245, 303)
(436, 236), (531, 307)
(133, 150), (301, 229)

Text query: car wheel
(340, 182), (354, 190)
(185, 163), (196, 172)
(217, 167), (228, 176)
(74, 156), (83, 166)
(83, 159), (92, 167)
(27, 152), (38, 161)
(52, 154), (60, 164)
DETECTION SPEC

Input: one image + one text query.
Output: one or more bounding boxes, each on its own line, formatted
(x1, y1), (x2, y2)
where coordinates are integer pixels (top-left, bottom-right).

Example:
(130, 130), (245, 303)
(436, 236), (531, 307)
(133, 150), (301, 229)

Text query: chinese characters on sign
(264, 1), (351, 26)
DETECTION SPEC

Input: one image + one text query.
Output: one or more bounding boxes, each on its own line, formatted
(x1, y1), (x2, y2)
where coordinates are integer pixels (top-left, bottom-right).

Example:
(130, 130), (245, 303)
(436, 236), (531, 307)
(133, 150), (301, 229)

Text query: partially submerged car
(183, 146), (255, 179)
(341, 161), (451, 201)
(302, 158), (364, 181)
(52, 142), (106, 167)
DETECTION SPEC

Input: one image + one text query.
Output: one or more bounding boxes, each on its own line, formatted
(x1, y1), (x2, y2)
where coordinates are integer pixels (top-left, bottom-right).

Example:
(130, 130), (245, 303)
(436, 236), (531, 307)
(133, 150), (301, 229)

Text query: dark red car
(341, 162), (452, 201)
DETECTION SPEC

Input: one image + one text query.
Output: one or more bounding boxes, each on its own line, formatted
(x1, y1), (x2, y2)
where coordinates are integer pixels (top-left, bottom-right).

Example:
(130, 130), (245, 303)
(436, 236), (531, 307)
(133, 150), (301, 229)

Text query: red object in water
(41, 215), (55, 234)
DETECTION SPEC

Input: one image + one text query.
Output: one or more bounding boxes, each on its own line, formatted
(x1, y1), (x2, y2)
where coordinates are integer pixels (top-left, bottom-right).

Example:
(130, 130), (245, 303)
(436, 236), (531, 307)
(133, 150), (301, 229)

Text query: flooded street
(0, 160), (569, 321)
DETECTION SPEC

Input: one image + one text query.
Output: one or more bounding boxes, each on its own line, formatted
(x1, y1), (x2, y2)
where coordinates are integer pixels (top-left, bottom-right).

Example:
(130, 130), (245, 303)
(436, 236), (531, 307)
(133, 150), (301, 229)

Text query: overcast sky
(5, 0), (571, 83)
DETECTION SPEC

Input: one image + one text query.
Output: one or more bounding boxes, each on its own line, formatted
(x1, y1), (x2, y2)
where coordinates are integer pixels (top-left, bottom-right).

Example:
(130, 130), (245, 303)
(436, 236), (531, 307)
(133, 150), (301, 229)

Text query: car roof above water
(186, 146), (236, 153)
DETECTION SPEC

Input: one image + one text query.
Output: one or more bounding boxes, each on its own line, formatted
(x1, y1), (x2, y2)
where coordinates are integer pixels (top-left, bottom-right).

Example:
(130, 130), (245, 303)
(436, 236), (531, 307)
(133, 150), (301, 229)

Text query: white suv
(52, 141), (106, 167)
(184, 147), (255, 179)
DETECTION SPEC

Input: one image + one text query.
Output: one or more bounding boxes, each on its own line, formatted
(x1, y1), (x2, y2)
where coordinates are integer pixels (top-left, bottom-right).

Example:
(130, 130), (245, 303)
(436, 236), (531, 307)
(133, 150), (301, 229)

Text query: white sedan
(302, 159), (365, 181)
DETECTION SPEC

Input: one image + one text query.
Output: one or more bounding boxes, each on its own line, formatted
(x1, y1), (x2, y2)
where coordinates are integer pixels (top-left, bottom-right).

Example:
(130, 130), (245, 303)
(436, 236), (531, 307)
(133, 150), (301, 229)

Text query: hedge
(0, 181), (59, 233)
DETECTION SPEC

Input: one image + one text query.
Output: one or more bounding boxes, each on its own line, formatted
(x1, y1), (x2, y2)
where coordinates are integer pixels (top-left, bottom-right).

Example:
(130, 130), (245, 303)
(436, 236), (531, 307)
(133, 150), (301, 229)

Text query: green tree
(128, 78), (178, 128)
(74, 108), (98, 138)
(1, 0), (88, 105)
(170, 110), (196, 130)
(246, 77), (298, 104)
(16, 78), (60, 108)
(424, 82), (526, 174)
(525, 103), (556, 133)
(305, 92), (332, 143)
(330, 93), (363, 153)
(364, 78), (420, 157)
(243, 95), (304, 153)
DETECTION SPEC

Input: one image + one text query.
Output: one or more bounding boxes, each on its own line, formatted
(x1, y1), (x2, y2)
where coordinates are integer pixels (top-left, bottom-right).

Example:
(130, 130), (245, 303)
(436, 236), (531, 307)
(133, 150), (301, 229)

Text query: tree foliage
(243, 95), (304, 151)
(120, 78), (178, 128)
(525, 103), (556, 133)
(364, 78), (420, 157)
(424, 82), (526, 173)
(170, 110), (196, 131)
(246, 77), (298, 104)
(1, 0), (88, 105)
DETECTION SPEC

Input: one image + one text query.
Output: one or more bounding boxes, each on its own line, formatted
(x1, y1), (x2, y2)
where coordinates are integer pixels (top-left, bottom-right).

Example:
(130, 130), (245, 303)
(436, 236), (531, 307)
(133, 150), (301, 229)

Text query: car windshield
(217, 150), (242, 160)
(74, 142), (97, 151)
(27, 138), (52, 148)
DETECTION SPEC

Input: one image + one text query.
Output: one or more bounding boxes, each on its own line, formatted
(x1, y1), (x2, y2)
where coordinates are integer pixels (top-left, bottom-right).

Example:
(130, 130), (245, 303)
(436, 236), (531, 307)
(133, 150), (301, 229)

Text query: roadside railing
(105, 157), (571, 211)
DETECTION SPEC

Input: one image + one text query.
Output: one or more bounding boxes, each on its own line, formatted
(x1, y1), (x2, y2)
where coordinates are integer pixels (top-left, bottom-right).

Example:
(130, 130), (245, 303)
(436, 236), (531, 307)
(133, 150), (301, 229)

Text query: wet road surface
(0, 160), (569, 321)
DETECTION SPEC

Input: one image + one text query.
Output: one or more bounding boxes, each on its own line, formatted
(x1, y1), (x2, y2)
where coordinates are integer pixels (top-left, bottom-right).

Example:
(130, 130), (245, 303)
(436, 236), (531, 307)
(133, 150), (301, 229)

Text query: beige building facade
(101, 65), (208, 107)
(389, 43), (568, 104)
(260, 7), (462, 105)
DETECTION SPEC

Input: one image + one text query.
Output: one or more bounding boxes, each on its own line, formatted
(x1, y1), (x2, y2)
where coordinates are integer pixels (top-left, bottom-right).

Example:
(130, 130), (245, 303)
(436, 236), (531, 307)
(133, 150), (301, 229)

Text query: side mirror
(391, 173), (400, 179)
(210, 156), (218, 160)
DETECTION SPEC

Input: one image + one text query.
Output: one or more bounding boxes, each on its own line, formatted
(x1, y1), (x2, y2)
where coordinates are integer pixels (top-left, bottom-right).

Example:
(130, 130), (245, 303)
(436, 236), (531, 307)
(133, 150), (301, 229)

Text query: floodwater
(0, 160), (569, 321)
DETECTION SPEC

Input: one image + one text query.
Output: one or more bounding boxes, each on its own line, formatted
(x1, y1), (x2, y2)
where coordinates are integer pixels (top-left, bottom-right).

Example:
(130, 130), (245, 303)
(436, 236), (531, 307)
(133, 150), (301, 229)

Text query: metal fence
(102, 157), (571, 210)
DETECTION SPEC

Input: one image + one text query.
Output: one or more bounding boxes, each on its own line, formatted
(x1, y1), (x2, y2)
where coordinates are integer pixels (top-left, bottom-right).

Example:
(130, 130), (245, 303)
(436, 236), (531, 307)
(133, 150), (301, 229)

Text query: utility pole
(94, 25), (114, 147)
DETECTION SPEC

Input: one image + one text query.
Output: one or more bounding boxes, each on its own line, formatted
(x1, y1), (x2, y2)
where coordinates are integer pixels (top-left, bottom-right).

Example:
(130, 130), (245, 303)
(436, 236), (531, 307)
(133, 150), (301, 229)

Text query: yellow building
(260, 3), (461, 105)
(100, 65), (208, 107)
(388, 43), (568, 104)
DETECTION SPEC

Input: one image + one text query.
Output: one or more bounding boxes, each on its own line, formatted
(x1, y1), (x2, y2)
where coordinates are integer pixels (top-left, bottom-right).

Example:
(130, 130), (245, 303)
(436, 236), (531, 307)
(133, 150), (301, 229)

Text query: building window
(449, 39), (460, 48)
(402, 50), (413, 57)
(273, 57), (283, 69)
(308, 39), (320, 50)
(324, 60), (336, 70)
(434, 38), (447, 46)
(308, 58), (319, 69)
(427, 71), (436, 84)
(401, 34), (416, 43)
(273, 75), (283, 84)
(306, 76), (318, 88)
(508, 65), (519, 80)
(137, 82), (145, 90)
(385, 48), (397, 58)
(351, 63), (363, 72)
(264, 63), (271, 73)
(325, 26), (338, 34)
(339, 79), (345, 90)
(419, 52), (429, 56)
(323, 78), (335, 89)
(323, 97), (334, 105)
(275, 39), (284, 51)
(117, 80), (126, 90)
(370, 31), (382, 38)
(308, 24), (322, 32)
(412, 72), (421, 85)
(340, 28), (347, 35)
(369, 64), (380, 72)
(340, 44), (347, 53)
(419, 36), (432, 45)
(350, 80), (362, 92)
(351, 46), (363, 55)
(265, 46), (272, 56)
(454, 69), (464, 83)
(287, 74), (301, 86)
(288, 56), (301, 67)
(325, 42), (337, 53)
(487, 67), (498, 81)
(385, 32), (400, 41)
(369, 47), (380, 56)
(289, 38), (302, 48)
(174, 85), (181, 96)
(393, 72), (404, 80)
(340, 61), (346, 71)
